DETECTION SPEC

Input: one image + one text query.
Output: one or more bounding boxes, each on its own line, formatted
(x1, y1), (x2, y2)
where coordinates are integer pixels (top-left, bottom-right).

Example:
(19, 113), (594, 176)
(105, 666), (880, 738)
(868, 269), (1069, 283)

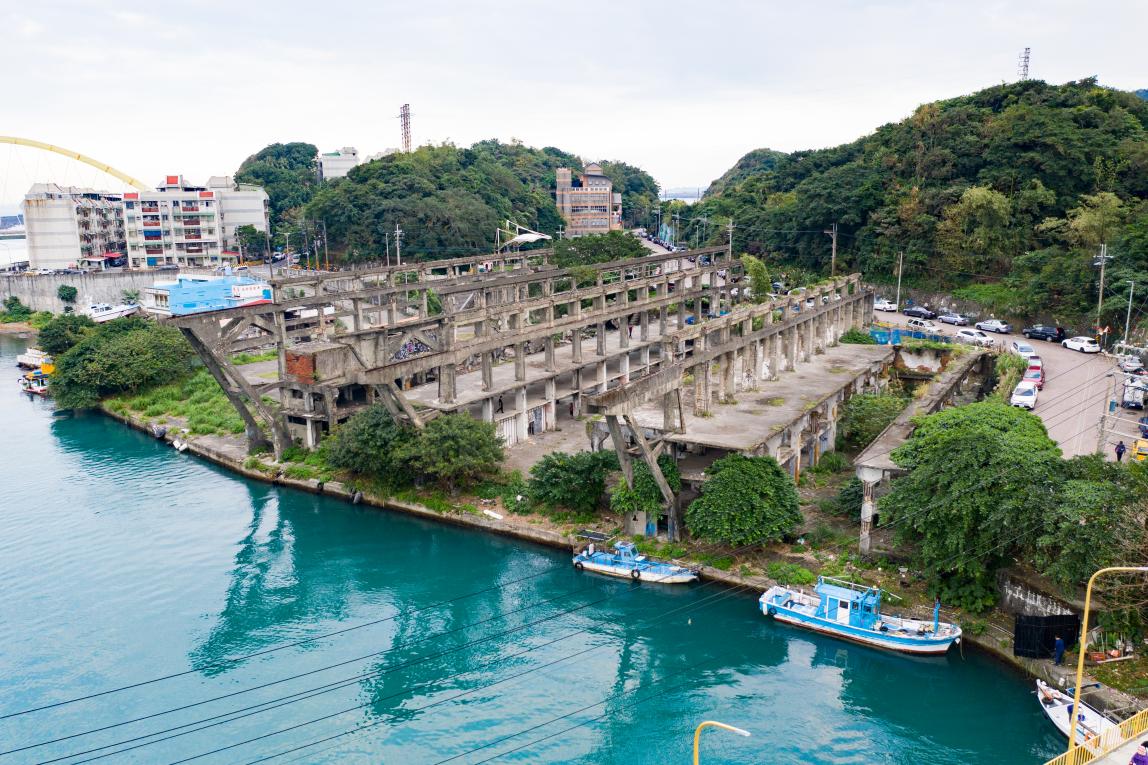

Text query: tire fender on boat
(631, 568), (641, 581)
(767, 606), (777, 616)
(574, 561), (584, 571)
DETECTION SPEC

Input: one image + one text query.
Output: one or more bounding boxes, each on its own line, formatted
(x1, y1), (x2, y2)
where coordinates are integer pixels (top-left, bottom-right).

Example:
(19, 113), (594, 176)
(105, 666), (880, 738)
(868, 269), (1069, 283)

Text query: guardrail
(1042, 706), (1148, 765)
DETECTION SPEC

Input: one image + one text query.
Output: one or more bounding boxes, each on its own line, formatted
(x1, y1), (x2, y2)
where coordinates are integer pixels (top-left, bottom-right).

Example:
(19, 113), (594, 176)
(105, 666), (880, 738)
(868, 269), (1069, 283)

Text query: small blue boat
(573, 542), (698, 584)
(759, 577), (961, 655)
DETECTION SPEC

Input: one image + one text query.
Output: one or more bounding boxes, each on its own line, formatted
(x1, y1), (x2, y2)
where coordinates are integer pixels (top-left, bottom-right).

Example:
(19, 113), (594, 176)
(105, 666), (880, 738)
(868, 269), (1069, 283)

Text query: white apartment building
(123, 175), (229, 269)
(23, 184), (125, 270)
(207, 176), (270, 254)
(318, 147), (359, 181)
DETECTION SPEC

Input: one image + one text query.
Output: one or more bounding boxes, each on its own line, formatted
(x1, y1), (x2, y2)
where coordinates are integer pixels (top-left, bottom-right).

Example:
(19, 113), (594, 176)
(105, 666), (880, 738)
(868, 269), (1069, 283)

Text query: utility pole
(894, 250), (904, 309)
(1095, 243), (1112, 340)
(824, 222), (838, 276)
(1124, 280), (1135, 344)
(726, 219), (735, 259)
(384, 232), (391, 267)
(284, 232), (293, 265)
(394, 223), (404, 266)
(322, 220), (330, 272)
(263, 221), (273, 280)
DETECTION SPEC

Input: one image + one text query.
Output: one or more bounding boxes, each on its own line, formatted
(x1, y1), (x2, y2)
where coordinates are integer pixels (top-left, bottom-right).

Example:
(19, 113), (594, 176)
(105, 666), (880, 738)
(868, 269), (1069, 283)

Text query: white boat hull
(576, 560), (696, 584)
(88, 304), (139, 323)
(1035, 679), (1117, 743)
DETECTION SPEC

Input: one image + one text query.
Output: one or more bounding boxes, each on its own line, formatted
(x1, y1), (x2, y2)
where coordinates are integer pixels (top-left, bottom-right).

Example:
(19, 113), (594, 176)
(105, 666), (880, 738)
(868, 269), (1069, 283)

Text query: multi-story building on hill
(123, 175), (227, 269)
(22, 184), (125, 271)
(554, 163), (622, 237)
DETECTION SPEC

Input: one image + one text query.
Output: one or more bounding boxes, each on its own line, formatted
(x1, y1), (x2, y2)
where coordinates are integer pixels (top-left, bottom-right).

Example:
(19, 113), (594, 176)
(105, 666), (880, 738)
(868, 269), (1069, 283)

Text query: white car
(874, 298), (897, 312)
(1062, 336), (1101, 354)
(976, 319), (1011, 334)
(1010, 340), (1038, 359)
(1119, 355), (1144, 373)
(955, 328), (994, 347)
(1010, 381), (1039, 410)
(906, 317), (940, 332)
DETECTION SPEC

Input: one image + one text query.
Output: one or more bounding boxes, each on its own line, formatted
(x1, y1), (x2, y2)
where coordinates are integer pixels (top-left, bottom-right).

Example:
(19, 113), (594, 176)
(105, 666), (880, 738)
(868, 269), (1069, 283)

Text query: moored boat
(1035, 679), (1117, 744)
(759, 577), (962, 655)
(19, 370), (49, 395)
(16, 347), (50, 369)
(87, 303), (139, 323)
(572, 541), (698, 584)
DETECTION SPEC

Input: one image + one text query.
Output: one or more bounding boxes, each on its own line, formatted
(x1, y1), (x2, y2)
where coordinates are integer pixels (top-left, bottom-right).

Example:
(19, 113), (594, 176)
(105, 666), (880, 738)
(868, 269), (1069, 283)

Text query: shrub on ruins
(1, 296), (32, 323)
(685, 454), (801, 546)
(325, 405), (413, 483)
(38, 314), (97, 356)
(401, 414), (505, 494)
(836, 392), (907, 451)
(50, 318), (196, 409)
(839, 327), (876, 344)
(552, 231), (647, 268)
(879, 402), (1061, 611)
(529, 450), (618, 514)
(609, 454), (682, 520)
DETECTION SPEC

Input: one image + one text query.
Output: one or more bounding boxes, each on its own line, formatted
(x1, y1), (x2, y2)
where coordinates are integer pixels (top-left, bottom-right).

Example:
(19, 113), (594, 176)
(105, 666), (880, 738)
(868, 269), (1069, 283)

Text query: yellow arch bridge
(0, 136), (149, 191)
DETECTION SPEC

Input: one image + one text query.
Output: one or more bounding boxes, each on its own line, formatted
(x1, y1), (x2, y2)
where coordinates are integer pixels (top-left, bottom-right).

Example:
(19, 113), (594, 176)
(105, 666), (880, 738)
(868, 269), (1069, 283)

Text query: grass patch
(282, 464), (319, 481)
(766, 562), (816, 585)
(231, 350), (278, 365)
(1094, 655), (1148, 697)
(696, 553), (734, 571)
(106, 368), (250, 436)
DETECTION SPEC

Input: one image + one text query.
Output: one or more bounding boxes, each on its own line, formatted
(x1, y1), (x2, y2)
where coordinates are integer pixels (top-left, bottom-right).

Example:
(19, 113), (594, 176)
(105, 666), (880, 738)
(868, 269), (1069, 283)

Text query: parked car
(906, 317), (940, 332)
(1027, 355), (1044, 371)
(1135, 438), (1148, 462)
(155, 264), (180, 271)
(975, 319), (1011, 334)
(1062, 336), (1101, 353)
(1010, 381), (1039, 410)
(938, 312), (969, 326)
(1122, 383), (1145, 410)
(1138, 415), (1148, 438)
(1009, 340), (1038, 359)
(955, 328), (994, 347)
(874, 298), (897, 312)
(1022, 324), (1066, 342)
(1022, 367), (1045, 390)
(1119, 354), (1144, 373)
(903, 305), (937, 320)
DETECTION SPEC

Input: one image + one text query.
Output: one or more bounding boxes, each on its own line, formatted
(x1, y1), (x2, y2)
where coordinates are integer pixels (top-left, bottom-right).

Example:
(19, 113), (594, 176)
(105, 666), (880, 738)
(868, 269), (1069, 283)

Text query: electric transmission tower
(399, 104), (412, 153)
(1017, 47), (1030, 80)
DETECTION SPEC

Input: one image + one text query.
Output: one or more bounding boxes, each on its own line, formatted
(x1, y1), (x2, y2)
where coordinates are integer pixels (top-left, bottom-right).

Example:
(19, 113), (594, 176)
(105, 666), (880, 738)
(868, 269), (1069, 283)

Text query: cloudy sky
(2, 0), (1146, 204)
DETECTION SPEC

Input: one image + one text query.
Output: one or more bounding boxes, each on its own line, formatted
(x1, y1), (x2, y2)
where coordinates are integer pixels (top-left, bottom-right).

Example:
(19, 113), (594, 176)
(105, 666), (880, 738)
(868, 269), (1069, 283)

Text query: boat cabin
(812, 578), (883, 631)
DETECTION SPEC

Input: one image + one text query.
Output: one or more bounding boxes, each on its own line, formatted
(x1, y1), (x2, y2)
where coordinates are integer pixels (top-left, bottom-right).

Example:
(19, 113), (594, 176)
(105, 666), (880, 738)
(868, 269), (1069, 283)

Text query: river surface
(0, 334), (1062, 764)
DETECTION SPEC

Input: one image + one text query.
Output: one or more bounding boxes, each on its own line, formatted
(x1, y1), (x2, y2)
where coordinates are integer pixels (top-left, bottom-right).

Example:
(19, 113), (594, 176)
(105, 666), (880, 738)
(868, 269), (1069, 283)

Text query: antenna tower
(400, 104), (412, 153)
(1017, 47), (1030, 80)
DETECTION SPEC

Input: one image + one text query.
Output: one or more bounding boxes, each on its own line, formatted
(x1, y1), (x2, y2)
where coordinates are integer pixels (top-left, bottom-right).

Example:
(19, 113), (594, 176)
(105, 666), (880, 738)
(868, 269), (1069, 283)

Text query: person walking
(496, 395), (504, 414)
(1053, 635), (1065, 666)
(1129, 741), (1148, 765)
(1116, 440), (1127, 462)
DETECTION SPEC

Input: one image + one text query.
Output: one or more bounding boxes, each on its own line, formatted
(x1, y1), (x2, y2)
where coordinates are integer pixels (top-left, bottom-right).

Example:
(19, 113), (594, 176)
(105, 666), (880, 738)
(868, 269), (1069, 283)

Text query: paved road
(874, 311), (1120, 458)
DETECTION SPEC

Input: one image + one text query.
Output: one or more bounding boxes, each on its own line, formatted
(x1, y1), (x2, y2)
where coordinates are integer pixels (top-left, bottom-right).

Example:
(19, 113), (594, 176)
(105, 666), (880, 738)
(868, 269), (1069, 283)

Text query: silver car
(975, 319), (1011, 334)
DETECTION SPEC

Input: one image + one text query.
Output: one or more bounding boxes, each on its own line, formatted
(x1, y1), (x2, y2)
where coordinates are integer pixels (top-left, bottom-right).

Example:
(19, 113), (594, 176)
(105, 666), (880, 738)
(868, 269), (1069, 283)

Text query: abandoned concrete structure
(170, 246), (881, 541)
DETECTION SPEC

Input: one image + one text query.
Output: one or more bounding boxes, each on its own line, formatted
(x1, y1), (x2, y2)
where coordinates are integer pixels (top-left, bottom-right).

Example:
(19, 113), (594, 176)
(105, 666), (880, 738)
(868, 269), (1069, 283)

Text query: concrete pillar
(438, 364), (456, 404)
(746, 340), (759, 391)
(663, 391), (676, 432)
(769, 334), (780, 380)
(516, 387), (529, 442)
(660, 304), (668, 335)
(572, 329), (582, 363)
(544, 336), (556, 372)
(858, 467), (883, 555)
(640, 309), (650, 341)
(678, 298), (686, 328)
(620, 353), (630, 384)
(481, 351), (494, 391)
(515, 342), (527, 381)
(785, 327), (797, 371)
(545, 377), (557, 406)
(596, 323), (607, 356)
(481, 397), (493, 422)
(620, 317), (630, 349)
(693, 363), (710, 416)
(596, 361), (608, 392)
(640, 345), (651, 369)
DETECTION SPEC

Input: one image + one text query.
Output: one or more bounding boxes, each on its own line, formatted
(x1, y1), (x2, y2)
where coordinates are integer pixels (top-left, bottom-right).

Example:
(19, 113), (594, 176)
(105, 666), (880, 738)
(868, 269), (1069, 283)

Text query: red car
(1023, 367), (1045, 390)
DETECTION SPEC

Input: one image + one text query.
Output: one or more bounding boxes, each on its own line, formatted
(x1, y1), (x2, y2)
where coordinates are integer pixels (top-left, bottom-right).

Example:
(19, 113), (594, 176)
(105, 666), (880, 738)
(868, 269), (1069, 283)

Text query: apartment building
(123, 175), (229, 269)
(23, 184), (125, 270)
(554, 163), (623, 237)
(318, 147), (359, 181)
(206, 176), (270, 254)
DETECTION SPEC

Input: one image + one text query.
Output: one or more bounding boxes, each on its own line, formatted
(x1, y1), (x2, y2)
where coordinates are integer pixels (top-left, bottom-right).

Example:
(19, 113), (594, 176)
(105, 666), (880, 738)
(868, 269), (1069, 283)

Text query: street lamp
(693, 720), (751, 765)
(1067, 566), (1148, 751)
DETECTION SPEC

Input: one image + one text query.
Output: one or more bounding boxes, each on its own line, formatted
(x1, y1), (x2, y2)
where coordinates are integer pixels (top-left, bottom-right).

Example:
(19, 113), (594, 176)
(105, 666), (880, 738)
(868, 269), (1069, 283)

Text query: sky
(2, 0), (1147, 205)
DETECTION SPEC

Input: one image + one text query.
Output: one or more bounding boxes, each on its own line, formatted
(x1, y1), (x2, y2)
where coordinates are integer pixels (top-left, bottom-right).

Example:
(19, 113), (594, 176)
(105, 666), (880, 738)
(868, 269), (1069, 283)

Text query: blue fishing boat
(573, 541), (698, 584)
(759, 577), (962, 655)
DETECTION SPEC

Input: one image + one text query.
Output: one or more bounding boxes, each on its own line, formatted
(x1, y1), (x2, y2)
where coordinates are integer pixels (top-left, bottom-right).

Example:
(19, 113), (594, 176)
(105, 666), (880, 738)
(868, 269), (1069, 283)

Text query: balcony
(184, 233), (202, 241)
(142, 221), (161, 228)
(182, 218), (202, 227)
(141, 206), (159, 213)
(180, 204), (199, 213)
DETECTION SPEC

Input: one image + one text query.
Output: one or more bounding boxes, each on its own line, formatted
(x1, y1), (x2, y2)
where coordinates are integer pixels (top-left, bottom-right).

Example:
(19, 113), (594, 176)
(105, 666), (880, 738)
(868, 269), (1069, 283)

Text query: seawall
(2, 271), (162, 312)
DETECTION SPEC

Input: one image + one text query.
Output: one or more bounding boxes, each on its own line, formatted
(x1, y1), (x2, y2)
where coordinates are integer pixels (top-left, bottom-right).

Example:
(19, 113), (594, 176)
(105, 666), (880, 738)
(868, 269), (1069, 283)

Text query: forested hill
(235, 140), (658, 262)
(700, 78), (1148, 326)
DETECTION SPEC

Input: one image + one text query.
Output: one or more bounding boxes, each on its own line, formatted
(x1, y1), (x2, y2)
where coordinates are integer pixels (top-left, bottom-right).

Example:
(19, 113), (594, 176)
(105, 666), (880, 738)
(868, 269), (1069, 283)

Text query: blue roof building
(143, 275), (271, 316)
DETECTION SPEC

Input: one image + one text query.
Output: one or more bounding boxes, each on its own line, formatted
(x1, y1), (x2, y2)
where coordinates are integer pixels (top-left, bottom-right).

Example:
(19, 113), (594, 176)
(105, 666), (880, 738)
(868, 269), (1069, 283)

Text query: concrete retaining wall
(1, 271), (164, 313)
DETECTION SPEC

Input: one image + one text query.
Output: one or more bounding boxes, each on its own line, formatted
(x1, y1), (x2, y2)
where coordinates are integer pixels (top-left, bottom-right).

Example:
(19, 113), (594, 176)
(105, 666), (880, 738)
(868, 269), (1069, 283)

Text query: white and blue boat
(759, 577), (962, 655)
(573, 541), (698, 584)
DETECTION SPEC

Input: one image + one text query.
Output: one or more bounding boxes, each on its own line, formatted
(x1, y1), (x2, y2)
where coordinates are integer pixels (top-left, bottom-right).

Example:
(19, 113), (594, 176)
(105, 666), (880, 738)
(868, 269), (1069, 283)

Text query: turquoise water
(0, 334), (1061, 764)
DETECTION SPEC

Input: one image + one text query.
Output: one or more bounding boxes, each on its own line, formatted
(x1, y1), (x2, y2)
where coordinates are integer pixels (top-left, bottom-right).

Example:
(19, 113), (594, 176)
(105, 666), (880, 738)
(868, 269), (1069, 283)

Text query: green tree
(740, 254), (771, 303)
(56, 285), (78, 304)
(325, 405), (412, 482)
(402, 414), (504, 493)
(610, 454), (682, 520)
(235, 224), (267, 259)
(50, 319), (196, 409)
(552, 230), (647, 268)
(879, 402), (1062, 611)
(235, 142), (318, 228)
(37, 314), (96, 356)
(837, 393), (907, 450)
(1068, 192), (1128, 249)
(685, 454), (801, 546)
(936, 186), (1014, 276)
(529, 450), (618, 514)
